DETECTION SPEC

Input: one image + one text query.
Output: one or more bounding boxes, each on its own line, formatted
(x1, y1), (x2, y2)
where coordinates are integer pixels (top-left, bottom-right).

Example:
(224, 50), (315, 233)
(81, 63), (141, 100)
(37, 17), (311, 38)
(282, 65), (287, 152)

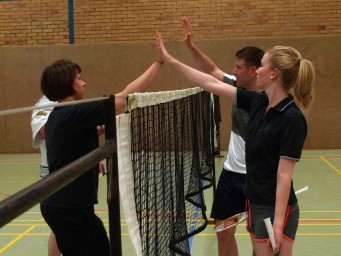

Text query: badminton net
(117, 87), (218, 256)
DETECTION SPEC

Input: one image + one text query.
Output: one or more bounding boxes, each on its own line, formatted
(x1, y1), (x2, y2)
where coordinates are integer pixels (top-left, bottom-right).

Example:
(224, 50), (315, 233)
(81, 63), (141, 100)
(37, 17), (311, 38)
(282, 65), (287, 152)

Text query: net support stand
(104, 95), (122, 256)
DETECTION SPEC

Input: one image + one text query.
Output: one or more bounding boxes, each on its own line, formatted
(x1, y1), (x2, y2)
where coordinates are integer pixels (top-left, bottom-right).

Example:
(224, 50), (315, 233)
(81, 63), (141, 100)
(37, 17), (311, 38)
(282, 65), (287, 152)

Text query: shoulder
(283, 103), (306, 122)
(35, 95), (53, 107)
(32, 96), (55, 117)
(281, 103), (307, 136)
(52, 101), (105, 122)
(237, 89), (266, 104)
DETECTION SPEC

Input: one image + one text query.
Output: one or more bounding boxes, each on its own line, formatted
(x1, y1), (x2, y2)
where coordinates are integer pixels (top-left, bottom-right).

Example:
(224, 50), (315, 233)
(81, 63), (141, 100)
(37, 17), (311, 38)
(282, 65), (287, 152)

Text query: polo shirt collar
(273, 94), (294, 112)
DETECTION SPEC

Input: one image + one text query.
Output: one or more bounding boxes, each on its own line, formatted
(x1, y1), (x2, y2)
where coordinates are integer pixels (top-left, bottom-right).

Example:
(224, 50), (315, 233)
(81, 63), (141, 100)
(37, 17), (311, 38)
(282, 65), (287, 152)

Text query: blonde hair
(268, 46), (315, 111)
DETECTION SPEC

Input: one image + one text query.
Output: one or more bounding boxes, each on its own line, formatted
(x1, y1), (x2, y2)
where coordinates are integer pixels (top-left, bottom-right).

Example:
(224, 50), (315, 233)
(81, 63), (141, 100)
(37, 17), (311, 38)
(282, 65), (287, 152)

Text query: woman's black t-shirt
(41, 101), (105, 208)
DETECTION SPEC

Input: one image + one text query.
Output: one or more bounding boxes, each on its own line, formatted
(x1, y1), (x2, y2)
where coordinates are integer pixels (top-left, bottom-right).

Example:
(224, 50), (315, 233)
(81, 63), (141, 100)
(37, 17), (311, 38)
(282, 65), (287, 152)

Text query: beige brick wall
(0, 0), (340, 45)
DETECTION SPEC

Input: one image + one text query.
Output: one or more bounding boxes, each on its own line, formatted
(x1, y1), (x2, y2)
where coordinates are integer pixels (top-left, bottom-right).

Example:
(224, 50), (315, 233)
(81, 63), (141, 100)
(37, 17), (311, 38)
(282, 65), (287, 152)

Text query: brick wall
(0, 0), (340, 46)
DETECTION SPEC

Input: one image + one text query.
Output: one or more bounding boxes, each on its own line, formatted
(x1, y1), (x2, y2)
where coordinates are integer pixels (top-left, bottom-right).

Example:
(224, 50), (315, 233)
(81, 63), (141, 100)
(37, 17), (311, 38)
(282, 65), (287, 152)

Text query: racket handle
(263, 217), (280, 255)
(295, 186), (309, 195)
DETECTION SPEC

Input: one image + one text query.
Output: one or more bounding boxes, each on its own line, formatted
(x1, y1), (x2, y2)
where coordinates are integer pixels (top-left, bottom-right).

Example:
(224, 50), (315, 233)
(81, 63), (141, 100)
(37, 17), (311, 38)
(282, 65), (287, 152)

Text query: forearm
(37, 126), (45, 139)
(118, 61), (161, 96)
(274, 159), (295, 229)
(168, 57), (236, 101)
(187, 42), (225, 80)
(115, 61), (162, 110)
(188, 43), (215, 72)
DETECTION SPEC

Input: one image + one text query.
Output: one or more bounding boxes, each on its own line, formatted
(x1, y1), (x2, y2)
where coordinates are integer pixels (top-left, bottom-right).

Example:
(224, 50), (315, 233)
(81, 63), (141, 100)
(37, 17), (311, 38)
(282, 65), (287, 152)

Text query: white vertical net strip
(117, 113), (143, 256)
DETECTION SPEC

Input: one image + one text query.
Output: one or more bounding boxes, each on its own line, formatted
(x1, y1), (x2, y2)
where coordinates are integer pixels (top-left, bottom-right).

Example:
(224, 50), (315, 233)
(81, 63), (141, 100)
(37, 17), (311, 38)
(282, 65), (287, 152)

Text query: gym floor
(0, 149), (340, 255)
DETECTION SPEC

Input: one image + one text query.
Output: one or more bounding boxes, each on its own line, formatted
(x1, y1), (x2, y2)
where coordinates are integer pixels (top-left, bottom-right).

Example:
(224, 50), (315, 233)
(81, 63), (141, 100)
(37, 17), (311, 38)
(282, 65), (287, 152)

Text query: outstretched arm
(115, 34), (163, 111)
(157, 31), (236, 102)
(183, 17), (225, 81)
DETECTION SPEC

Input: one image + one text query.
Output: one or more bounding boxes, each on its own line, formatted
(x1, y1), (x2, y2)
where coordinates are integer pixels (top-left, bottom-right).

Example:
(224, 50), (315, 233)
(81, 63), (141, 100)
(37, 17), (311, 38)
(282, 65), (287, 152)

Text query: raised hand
(156, 31), (173, 64)
(182, 17), (193, 47)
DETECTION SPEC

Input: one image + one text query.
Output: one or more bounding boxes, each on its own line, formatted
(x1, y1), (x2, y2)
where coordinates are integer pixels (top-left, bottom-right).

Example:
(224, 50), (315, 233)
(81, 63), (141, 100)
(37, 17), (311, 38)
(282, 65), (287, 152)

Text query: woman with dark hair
(40, 45), (163, 256)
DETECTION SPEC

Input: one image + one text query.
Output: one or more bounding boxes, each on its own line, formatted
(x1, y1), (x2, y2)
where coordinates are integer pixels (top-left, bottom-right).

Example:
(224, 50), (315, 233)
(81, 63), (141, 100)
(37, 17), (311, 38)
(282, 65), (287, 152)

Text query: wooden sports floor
(0, 149), (340, 255)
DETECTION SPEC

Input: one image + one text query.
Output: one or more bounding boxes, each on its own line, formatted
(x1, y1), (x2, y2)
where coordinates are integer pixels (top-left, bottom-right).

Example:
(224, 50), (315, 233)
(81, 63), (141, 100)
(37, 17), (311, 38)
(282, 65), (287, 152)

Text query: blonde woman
(156, 31), (315, 256)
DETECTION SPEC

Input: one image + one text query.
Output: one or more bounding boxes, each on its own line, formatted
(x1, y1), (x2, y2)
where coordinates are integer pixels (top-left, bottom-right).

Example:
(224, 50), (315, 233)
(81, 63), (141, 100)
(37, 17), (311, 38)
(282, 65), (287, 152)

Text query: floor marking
(300, 218), (341, 222)
(194, 233), (341, 237)
(0, 225), (36, 253)
(0, 160), (39, 163)
(301, 210), (341, 213)
(1, 232), (339, 238)
(320, 156), (341, 174)
(301, 155), (341, 159)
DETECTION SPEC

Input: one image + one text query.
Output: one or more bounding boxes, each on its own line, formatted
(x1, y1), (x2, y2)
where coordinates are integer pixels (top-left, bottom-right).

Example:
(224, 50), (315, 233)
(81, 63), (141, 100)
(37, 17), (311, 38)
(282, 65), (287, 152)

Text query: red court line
(300, 219), (341, 223)
(95, 209), (109, 213)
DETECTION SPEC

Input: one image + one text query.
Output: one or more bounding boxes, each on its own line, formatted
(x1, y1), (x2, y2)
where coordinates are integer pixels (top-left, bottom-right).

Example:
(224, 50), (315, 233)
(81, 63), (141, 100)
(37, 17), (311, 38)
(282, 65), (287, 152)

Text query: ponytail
(268, 46), (316, 111)
(294, 58), (315, 110)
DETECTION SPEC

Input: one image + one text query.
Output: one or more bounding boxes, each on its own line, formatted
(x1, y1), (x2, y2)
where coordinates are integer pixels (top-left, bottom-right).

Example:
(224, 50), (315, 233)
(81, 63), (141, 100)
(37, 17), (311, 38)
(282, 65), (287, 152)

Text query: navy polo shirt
(237, 88), (307, 206)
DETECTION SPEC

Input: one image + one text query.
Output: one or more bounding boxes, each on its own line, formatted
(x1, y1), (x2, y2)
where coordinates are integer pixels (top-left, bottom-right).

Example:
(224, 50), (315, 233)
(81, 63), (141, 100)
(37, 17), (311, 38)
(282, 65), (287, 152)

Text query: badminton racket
(214, 211), (248, 232)
(215, 186), (309, 233)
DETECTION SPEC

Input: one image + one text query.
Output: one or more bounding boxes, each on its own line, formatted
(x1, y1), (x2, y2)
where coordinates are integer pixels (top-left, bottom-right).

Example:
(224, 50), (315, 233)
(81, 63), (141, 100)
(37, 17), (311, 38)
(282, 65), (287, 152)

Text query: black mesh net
(129, 90), (217, 256)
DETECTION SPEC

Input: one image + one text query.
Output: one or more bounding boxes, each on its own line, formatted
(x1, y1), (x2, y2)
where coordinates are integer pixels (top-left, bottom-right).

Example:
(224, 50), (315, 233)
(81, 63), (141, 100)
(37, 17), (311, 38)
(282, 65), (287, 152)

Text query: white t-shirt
(31, 96), (54, 167)
(222, 74), (248, 175)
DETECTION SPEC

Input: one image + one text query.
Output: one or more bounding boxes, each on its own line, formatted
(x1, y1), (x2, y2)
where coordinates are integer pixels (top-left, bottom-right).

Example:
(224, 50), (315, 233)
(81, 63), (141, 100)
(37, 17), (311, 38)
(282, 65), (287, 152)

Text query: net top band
(127, 87), (203, 111)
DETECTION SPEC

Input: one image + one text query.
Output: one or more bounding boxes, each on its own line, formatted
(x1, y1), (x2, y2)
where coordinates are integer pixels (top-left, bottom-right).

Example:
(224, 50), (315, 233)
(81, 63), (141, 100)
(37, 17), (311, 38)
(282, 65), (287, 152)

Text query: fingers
(155, 31), (161, 49)
(155, 31), (164, 61)
(266, 238), (279, 255)
(156, 31), (165, 51)
(182, 17), (193, 48)
(97, 125), (105, 136)
(99, 162), (106, 176)
(273, 234), (281, 254)
(182, 17), (190, 34)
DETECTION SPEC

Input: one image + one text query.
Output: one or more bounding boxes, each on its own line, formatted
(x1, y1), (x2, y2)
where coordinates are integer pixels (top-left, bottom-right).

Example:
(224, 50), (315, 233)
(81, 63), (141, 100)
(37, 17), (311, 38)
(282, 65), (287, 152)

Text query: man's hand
(182, 17), (193, 48)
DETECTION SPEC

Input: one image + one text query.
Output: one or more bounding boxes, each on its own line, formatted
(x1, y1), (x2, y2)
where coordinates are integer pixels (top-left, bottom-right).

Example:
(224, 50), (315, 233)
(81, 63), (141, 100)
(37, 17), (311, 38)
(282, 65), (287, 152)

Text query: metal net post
(104, 95), (122, 256)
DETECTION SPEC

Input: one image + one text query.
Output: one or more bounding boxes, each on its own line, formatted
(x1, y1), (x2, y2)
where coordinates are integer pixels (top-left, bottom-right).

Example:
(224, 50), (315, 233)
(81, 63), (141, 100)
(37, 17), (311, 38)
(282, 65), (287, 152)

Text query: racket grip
(295, 186), (309, 195)
(263, 217), (279, 255)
